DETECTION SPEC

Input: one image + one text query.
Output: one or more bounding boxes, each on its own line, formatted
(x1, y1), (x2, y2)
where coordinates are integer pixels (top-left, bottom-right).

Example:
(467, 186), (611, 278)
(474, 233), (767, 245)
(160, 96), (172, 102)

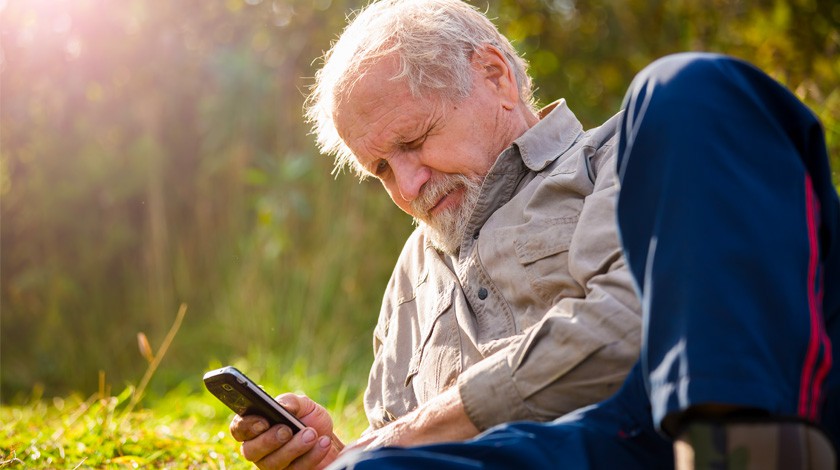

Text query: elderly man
(229, 0), (643, 468)
(330, 44), (840, 470)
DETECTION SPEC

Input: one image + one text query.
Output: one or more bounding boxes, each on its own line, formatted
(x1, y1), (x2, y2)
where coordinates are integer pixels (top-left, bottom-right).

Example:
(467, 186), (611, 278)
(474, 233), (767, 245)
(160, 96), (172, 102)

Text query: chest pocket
(404, 280), (459, 404)
(514, 221), (581, 306)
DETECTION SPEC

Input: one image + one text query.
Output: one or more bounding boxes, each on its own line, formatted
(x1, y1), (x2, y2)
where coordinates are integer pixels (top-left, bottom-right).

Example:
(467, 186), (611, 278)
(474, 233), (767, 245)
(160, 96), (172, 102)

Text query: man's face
(334, 55), (517, 254)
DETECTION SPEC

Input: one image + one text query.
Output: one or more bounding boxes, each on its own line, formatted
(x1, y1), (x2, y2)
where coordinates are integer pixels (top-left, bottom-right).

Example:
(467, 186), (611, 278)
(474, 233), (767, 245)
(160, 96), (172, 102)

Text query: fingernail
(302, 428), (316, 443)
(253, 421), (268, 433)
(318, 436), (331, 449)
(276, 427), (292, 441)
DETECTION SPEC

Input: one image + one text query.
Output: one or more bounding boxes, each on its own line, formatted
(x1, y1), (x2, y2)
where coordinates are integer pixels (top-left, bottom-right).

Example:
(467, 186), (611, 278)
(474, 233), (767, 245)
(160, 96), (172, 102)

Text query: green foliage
(486, 0), (840, 183)
(1, 0), (408, 398)
(1, 0), (838, 420)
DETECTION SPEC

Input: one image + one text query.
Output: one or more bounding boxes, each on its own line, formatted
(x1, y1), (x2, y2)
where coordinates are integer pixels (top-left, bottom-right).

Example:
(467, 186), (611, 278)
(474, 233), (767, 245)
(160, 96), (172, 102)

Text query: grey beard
(411, 174), (482, 255)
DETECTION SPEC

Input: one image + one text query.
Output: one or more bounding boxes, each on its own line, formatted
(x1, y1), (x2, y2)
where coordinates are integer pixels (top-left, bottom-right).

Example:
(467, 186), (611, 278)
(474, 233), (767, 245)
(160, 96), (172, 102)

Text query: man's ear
(471, 44), (519, 109)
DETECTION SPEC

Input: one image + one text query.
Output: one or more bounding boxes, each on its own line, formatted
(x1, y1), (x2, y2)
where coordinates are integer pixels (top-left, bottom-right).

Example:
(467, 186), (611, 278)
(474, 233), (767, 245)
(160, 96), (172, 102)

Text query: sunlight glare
(272, 0), (293, 28)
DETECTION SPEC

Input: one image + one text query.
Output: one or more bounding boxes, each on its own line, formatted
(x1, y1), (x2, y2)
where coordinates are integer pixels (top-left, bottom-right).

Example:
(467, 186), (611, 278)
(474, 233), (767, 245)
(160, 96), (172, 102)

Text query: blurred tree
(1, 0), (837, 399)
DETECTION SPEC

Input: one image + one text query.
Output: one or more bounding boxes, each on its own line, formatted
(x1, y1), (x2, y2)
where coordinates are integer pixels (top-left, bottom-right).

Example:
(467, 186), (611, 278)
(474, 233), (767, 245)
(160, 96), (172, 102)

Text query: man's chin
(417, 222), (461, 256)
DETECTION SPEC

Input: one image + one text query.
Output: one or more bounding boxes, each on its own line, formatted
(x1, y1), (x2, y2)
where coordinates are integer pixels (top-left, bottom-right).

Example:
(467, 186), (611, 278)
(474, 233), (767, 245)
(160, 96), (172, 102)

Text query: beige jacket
(364, 100), (642, 431)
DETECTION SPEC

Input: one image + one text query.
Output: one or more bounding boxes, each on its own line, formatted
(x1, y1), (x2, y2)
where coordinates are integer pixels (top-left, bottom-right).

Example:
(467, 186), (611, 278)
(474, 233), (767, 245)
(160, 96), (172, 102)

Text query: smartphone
(203, 366), (305, 433)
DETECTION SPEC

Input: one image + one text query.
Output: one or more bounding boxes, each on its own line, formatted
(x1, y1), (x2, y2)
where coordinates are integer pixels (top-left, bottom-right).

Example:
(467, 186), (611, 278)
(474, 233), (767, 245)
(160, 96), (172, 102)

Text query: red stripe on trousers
(799, 173), (832, 420)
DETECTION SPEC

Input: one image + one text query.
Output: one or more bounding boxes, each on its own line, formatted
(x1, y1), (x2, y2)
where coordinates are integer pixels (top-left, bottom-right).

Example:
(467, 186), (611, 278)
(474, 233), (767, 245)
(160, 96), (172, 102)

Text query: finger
(275, 393), (303, 415)
(288, 435), (335, 470)
(254, 427), (322, 469)
(277, 394), (333, 433)
(231, 414), (271, 442)
(295, 396), (329, 423)
(240, 424), (295, 463)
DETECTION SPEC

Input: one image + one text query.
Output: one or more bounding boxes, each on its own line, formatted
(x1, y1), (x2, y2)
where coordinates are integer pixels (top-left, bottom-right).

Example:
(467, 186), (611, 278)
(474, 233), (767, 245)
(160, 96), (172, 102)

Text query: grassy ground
(1, 308), (370, 469)
(0, 375), (369, 469)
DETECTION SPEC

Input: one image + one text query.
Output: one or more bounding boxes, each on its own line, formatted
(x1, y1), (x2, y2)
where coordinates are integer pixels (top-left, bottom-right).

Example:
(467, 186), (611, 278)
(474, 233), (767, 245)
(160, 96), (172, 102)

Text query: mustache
(410, 174), (472, 218)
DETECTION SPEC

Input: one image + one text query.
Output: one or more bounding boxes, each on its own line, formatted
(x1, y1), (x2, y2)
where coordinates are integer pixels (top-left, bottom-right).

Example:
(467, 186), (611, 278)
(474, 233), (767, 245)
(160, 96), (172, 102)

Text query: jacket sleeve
(457, 144), (643, 430)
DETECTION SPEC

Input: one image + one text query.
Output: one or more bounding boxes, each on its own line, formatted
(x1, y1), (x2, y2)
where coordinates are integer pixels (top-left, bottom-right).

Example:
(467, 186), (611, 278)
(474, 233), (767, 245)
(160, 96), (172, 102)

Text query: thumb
(276, 393), (334, 436)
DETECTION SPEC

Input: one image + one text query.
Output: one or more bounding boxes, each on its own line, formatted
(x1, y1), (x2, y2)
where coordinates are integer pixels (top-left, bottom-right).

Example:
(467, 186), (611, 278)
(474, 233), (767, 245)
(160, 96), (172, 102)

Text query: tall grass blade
(119, 303), (188, 423)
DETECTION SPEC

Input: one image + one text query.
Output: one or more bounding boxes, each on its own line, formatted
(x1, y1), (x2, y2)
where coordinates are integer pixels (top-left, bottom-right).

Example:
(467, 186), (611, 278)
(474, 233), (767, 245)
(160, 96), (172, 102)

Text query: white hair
(304, 0), (534, 177)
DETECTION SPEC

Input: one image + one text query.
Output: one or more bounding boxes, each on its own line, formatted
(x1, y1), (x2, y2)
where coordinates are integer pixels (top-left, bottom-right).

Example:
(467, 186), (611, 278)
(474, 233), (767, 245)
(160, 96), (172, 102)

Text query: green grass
(0, 368), (369, 469)
(1, 306), (370, 469)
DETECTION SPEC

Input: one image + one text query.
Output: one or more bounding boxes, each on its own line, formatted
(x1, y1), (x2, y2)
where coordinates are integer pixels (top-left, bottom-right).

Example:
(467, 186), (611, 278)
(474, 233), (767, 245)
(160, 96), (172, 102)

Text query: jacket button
(478, 287), (488, 300)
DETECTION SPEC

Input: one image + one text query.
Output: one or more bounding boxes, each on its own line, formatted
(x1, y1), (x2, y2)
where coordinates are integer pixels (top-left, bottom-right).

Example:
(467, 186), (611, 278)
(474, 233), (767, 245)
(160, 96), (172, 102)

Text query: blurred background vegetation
(2, 0), (839, 406)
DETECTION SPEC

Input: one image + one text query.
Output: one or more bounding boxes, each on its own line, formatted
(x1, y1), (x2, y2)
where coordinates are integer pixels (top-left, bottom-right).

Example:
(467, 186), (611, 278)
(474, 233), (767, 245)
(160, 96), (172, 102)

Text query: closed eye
(401, 133), (427, 151)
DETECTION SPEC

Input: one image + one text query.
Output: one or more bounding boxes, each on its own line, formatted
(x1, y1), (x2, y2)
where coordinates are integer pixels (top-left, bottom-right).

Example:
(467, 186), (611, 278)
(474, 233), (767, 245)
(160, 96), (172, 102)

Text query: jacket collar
(513, 99), (583, 172)
(448, 99), (584, 259)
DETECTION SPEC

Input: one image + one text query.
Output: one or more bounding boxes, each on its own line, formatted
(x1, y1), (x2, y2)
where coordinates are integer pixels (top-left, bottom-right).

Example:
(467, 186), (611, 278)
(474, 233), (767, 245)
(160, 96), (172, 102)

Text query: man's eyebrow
(393, 122), (426, 142)
(396, 115), (440, 143)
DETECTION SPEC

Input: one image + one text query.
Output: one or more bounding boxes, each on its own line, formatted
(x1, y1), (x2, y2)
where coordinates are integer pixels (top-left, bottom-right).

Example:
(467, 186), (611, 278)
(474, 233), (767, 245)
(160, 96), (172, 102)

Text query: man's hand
(348, 387), (479, 451)
(230, 393), (344, 470)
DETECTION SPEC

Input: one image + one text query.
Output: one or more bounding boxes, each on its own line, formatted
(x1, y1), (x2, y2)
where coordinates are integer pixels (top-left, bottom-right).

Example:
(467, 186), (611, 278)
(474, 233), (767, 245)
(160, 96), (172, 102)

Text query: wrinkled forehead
(333, 56), (428, 140)
(333, 55), (403, 114)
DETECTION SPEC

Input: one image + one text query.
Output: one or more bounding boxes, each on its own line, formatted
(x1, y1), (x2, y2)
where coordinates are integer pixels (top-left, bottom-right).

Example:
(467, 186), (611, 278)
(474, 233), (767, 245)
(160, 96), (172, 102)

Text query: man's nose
(391, 155), (431, 203)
